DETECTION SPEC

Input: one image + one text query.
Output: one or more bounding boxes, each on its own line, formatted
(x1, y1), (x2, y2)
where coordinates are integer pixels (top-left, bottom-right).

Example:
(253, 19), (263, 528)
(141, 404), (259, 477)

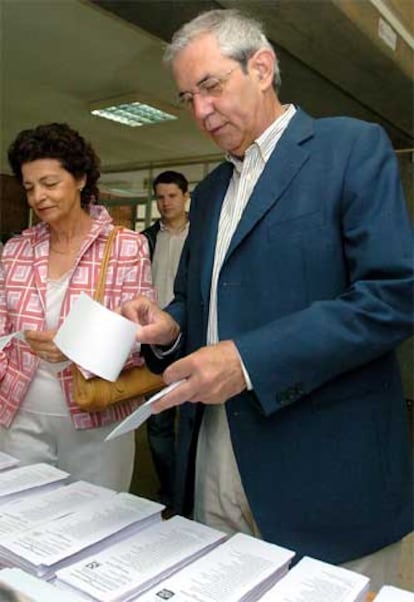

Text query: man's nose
(191, 93), (214, 121)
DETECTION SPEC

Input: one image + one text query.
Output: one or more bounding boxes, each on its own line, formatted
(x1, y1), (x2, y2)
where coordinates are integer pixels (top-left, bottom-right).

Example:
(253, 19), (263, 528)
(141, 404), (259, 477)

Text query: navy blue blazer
(144, 109), (413, 564)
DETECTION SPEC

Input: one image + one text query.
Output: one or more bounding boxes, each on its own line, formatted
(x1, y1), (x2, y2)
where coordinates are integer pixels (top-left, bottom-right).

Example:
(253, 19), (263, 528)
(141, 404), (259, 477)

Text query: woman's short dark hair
(7, 122), (101, 208)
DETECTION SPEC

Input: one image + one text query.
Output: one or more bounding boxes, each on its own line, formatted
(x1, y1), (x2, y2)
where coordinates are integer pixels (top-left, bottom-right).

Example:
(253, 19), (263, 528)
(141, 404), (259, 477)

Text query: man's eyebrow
(196, 74), (212, 86)
(178, 73), (213, 97)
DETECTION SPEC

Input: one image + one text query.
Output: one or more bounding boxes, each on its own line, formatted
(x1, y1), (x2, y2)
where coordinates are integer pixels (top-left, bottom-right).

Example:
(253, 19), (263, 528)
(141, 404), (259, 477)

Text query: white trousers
(195, 404), (260, 536)
(0, 409), (135, 491)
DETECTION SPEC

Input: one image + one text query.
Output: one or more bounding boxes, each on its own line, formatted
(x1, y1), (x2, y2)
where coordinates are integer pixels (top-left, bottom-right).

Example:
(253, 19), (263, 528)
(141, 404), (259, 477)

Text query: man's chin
(209, 132), (234, 152)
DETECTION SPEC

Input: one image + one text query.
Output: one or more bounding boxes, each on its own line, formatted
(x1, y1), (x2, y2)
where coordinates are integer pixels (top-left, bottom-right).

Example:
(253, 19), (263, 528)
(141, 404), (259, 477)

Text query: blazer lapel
(200, 162), (233, 304)
(30, 226), (50, 316)
(226, 109), (314, 260)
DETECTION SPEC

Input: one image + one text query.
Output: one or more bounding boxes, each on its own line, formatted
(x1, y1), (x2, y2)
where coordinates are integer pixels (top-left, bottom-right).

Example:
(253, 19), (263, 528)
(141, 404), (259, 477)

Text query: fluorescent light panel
(91, 101), (177, 127)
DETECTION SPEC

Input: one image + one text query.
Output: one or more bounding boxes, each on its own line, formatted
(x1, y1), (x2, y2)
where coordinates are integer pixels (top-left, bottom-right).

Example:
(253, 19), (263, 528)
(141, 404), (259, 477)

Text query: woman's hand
(24, 329), (68, 363)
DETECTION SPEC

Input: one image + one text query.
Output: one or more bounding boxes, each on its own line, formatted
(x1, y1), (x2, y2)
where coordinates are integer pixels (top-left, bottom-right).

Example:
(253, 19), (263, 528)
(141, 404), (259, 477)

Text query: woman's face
(21, 158), (86, 225)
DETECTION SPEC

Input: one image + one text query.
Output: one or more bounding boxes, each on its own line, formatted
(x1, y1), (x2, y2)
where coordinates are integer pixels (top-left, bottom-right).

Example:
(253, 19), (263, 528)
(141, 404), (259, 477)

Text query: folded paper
(54, 292), (138, 382)
(105, 380), (185, 441)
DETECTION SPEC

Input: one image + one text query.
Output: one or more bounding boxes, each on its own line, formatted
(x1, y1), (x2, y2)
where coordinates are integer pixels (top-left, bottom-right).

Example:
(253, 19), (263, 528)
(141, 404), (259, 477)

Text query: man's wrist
(151, 331), (183, 359)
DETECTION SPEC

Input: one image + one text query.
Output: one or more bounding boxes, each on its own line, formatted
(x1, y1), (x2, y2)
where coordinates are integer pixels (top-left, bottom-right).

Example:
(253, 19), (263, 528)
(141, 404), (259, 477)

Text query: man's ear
(249, 47), (276, 89)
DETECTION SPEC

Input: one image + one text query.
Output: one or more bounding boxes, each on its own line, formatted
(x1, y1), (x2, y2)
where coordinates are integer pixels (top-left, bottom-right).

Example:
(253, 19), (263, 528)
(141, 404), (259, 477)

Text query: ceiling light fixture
(90, 93), (179, 127)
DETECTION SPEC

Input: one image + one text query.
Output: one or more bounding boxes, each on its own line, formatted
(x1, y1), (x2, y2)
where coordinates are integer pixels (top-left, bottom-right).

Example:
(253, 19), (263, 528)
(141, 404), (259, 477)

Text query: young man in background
(141, 170), (190, 510)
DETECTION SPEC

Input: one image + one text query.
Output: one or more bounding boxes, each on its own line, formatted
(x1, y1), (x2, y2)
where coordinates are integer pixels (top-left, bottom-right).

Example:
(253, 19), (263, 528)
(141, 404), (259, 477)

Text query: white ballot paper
(375, 585), (414, 601)
(0, 463), (69, 505)
(105, 380), (185, 441)
(137, 531), (295, 602)
(0, 480), (115, 538)
(258, 556), (370, 602)
(54, 292), (138, 381)
(0, 492), (163, 580)
(0, 567), (85, 602)
(54, 516), (228, 602)
(0, 451), (20, 471)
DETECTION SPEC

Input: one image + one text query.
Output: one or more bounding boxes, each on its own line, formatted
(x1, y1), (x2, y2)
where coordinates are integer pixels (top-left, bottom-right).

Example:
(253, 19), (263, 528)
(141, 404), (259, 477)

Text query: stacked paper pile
(258, 556), (370, 602)
(0, 567), (85, 601)
(375, 585), (414, 601)
(0, 480), (115, 539)
(136, 531), (295, 602)
(54, 516), (228, 601)
(0, 492), (163, 580)
(0, 451), (19, 472)
(0, 462), (69, 506)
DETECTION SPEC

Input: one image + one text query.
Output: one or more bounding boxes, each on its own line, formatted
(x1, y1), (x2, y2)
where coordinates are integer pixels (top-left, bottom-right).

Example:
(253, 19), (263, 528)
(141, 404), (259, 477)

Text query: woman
(0, 122), (155, 490)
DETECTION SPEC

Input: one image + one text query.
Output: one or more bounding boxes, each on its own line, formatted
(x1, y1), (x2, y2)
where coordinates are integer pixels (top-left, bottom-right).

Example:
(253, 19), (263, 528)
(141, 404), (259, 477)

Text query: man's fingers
(151, 379), (190, 413)
(122, 297), (152, 323)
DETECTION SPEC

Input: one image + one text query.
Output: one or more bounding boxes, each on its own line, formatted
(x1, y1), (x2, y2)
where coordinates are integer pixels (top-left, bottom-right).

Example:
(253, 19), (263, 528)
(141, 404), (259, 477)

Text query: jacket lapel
(30, 225), (50, 316)
(226, 109), (314, 260)
(28, 212), (108, 320)
(199, 161), (233, 304)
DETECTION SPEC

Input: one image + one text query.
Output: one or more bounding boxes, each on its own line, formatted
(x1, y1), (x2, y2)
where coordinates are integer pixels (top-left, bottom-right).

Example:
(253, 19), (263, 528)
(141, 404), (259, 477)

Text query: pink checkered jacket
(0, 206), (155, 429)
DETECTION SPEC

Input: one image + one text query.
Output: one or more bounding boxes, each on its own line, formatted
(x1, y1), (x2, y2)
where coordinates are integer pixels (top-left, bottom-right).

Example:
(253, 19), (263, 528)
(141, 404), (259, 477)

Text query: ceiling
(1, 0), (413, 197)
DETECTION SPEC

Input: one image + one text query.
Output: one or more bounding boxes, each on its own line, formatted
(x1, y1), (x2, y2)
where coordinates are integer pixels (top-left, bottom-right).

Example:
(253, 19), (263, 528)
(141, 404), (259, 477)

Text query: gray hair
(164, 8), (281, 91)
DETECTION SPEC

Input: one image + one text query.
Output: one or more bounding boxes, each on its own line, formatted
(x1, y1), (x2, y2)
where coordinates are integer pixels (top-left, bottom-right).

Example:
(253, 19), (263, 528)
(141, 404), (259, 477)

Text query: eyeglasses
(178, 66), (238, 109)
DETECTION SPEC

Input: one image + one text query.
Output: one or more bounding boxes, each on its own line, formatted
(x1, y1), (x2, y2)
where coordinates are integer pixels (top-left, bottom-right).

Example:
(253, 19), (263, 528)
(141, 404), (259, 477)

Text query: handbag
(72, 226), (164, 412)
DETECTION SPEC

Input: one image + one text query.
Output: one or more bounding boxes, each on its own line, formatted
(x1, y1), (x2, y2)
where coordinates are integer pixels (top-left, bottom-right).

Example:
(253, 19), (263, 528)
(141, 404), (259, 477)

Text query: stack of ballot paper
(54, 516), (228, 601)
(0, 567), (85, 601)
(0, 451), (19, 472)
(0, 492), (163, 580)
(0, 463), (69, 506)
(136, 531), (295, 602)
(0, 480), (115, 539)
(257, 556), (370, 602)
(375, 585), (414, 601)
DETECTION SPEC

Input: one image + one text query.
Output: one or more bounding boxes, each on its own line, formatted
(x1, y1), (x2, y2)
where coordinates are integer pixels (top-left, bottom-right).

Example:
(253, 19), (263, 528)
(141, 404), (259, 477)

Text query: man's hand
(121, 295), (180, 346)
(152, 340), (247, 413)
(25, 329), (67, 363)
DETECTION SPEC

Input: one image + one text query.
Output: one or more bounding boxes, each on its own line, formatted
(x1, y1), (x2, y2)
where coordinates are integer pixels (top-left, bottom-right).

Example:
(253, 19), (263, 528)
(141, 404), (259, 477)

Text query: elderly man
(123, 9), (413, 591)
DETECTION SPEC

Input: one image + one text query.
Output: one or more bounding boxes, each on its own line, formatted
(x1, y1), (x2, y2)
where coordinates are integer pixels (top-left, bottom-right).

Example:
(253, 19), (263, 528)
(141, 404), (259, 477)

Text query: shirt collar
(226, 104), (297, 174)
(159, 218), (189, 234)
